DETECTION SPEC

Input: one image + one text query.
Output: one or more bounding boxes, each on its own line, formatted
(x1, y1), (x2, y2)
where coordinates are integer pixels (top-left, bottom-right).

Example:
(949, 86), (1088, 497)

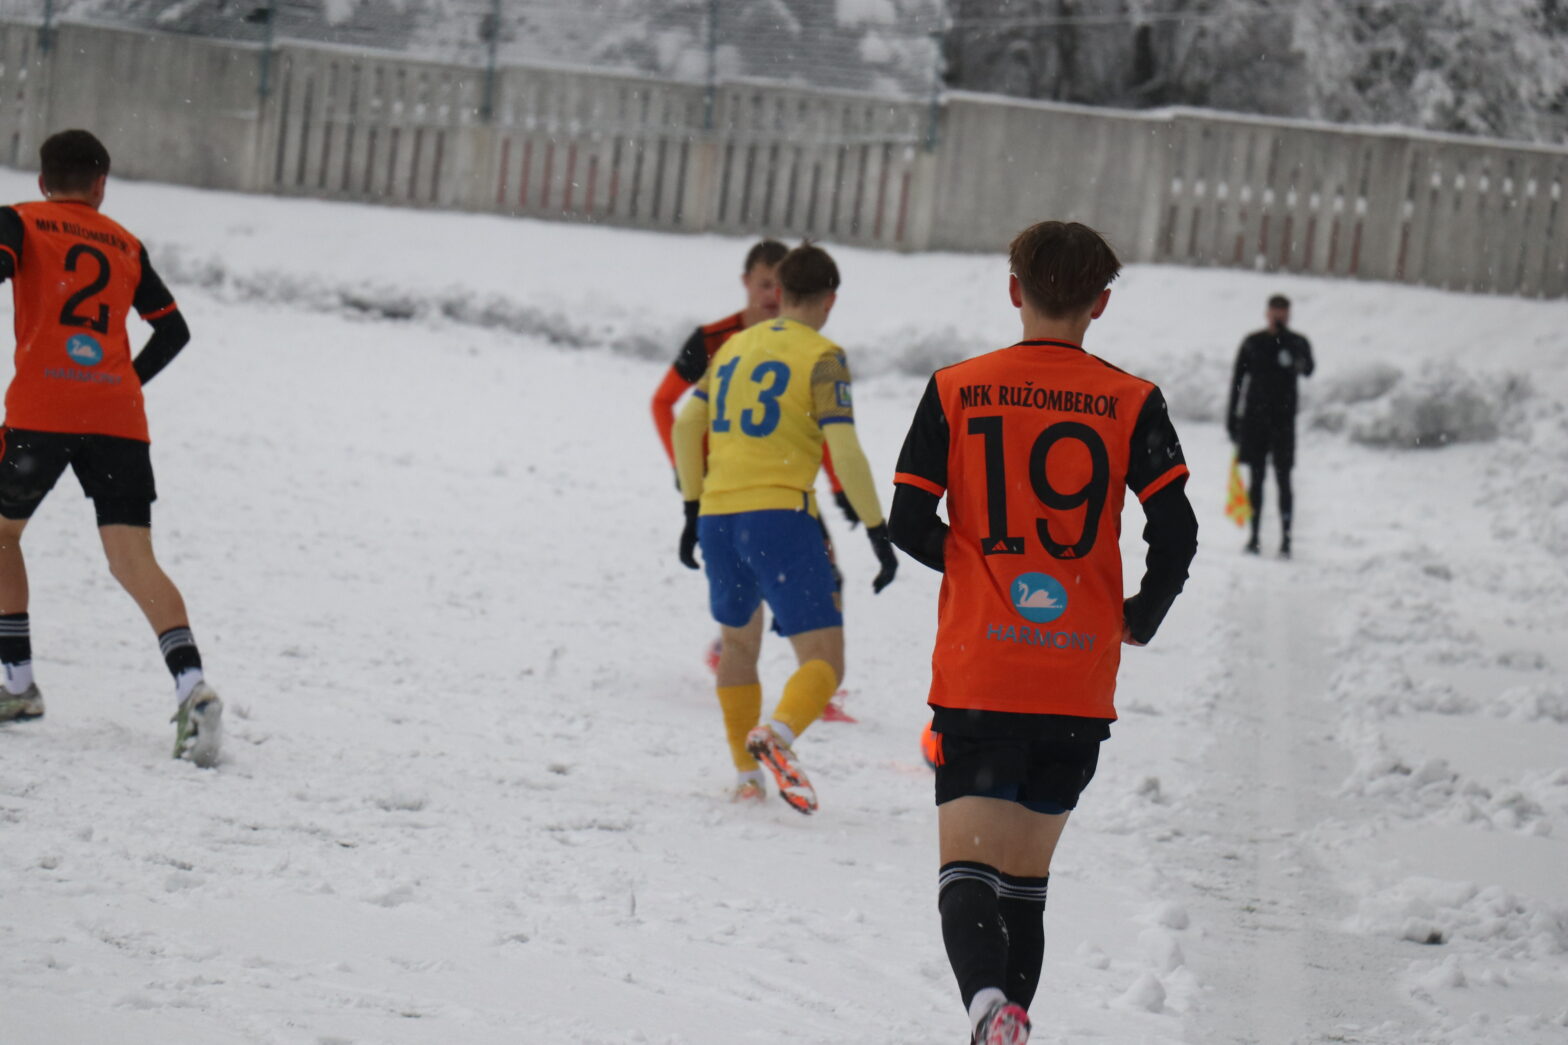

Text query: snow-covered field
(0, 169), (1564, 1045)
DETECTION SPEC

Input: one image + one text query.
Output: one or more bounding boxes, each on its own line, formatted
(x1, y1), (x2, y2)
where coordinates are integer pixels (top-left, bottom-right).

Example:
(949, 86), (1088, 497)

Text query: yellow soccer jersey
(693, 317), (856, 517)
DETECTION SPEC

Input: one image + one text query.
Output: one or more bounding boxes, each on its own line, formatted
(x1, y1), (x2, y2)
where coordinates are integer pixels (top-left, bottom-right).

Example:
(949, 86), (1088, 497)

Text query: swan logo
(1011, 572), (1067, 624)
(65, 334), (104, 367)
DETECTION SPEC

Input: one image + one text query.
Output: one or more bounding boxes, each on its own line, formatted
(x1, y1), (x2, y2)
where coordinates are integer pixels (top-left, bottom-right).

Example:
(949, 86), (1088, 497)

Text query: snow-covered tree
(941, 0), (1568, 143)
(1295, 0), (1568, 141)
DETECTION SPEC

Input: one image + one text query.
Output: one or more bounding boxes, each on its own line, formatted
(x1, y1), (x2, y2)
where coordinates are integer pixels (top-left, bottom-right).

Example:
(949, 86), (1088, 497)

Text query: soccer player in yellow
(672, 244), (898, 813)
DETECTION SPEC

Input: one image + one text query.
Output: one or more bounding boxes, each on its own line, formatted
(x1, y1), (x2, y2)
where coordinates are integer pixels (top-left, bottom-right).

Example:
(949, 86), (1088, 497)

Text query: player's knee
(723, 622), (761, 652)
(103, 541), (158, 586)
(104, 550), (139, 587)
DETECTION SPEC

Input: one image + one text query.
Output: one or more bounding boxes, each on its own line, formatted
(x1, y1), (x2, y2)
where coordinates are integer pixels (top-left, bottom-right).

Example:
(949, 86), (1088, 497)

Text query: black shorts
(1238, 423), (1295, 472)
(933, 731), (1103, 815)
(0, 428), (157, 527)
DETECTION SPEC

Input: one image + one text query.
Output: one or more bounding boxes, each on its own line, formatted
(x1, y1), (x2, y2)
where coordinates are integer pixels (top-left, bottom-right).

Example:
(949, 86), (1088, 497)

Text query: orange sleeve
(894, 471), (945, 497)
(821, 441), (844, 492)
(651, 366), (693, 466)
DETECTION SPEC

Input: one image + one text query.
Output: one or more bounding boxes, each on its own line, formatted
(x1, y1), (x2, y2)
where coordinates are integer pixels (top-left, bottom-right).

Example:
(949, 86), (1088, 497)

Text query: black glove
(679, 500), (700, 569)
(867, 523), (898, 594)
(833, 490), (861, 529)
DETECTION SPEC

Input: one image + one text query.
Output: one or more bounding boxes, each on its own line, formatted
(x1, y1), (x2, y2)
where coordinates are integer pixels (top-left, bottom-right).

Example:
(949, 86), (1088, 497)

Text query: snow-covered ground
(0, 169), (1564, 1044)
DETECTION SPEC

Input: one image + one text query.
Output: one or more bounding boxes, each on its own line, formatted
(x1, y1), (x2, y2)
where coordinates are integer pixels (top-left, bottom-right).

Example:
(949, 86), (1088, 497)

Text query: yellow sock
(717, 683), (763, 771)
(769, 659), (839, 743)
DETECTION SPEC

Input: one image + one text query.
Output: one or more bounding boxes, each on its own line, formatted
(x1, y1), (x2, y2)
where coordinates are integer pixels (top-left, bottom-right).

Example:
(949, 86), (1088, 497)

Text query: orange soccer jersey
(651, 311), (746, 465)
(894, 340), (1188, 721)
(0, 200), (176, 442)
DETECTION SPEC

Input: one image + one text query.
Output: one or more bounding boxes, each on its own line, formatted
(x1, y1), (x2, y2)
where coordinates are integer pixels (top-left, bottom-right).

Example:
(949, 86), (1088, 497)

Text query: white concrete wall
(0, 20), (1562, 298)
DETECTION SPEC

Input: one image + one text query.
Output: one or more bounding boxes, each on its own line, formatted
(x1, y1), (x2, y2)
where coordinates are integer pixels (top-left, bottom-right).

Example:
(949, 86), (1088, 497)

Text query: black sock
(998, 872), (1049, 1009)
(939, 861), (1008, 1010)
(158, 626), (202, 678)
(0, 612), (29, 663)
(0, 612), (30, 689)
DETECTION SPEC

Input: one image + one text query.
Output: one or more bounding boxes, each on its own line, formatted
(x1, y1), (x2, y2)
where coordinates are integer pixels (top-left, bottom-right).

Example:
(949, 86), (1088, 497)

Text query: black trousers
(1239, 422), (1295, 538)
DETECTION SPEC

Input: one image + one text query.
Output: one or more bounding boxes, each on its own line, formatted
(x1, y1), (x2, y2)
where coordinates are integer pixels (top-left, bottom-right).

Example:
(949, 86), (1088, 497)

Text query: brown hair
(744, 238), (788, 273)
(1268, 294), (1291, 309)
(778, 242), (840, 303)
(1008, 221), (1121, 318)
(40, 129), (111, 194)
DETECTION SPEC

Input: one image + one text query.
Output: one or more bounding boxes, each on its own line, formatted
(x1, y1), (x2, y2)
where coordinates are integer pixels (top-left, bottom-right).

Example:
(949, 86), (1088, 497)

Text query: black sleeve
(1297, 334), (1315, 378)
(0, 206), (23, 280)
(893, 375), (949, 492)
(671, 327), (709, 384)
(130, 249), (188, 385)
(1226, 339), (1250, 432)
(1123, 478), (1198, 644)
(889, 484), (947, 572)
(133, 311), (191, 385)
(1126, 388), (1187, 499)
(131, 247), (176, 319)
(889, 376), (952, 572)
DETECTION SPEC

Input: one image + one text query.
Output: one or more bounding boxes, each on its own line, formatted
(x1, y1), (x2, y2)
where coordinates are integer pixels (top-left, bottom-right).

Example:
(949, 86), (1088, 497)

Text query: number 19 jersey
(894, 340), (1188, 720)
(694, 317), (855, 517)
(0, 201), (177, 442)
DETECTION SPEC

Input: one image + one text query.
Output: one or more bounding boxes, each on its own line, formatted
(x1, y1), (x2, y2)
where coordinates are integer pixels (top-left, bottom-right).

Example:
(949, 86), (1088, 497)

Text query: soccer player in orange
(888, 222), (1198, 1044)
(672, 244), (898, 812)
(0, 130), (223, 766)
(651, 239), (788, 477)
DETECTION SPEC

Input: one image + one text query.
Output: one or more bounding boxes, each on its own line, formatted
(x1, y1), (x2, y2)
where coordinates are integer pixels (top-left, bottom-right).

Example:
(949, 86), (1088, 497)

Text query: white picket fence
(0, 19), (1564, 298)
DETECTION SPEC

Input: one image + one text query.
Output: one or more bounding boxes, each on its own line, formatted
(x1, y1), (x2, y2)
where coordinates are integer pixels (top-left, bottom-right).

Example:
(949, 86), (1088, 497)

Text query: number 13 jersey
(894, 340), (1188, 720)
(0, 201), (178, 442)
(694, 317), (855, 517)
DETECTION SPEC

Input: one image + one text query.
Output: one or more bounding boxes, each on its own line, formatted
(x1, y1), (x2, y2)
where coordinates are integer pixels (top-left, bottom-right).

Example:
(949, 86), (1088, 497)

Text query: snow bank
(1352, 877), (1568, 957)
(1315, 362), (1531, 448)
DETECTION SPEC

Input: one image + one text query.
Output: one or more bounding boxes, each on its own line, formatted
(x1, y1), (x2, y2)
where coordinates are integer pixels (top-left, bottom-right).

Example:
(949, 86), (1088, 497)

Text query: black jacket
(1227, 325), (1313, 437)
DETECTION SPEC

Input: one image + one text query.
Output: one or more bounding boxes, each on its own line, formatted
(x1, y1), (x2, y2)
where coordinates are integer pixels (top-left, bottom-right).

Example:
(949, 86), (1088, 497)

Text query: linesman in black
(1226, 294), (1313, 558)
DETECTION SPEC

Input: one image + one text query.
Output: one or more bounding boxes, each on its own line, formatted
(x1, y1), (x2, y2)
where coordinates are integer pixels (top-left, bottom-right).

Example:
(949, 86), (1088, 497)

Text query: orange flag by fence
(1225, 454), (1252, 527)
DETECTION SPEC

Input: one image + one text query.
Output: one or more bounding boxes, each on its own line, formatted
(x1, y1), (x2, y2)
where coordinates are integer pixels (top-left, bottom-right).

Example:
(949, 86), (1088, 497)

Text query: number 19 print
(967, 415), (1109, 560)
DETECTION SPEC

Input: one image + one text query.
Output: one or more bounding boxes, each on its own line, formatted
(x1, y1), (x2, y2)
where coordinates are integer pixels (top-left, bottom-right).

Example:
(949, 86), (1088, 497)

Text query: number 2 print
(59, 244), (112, 335)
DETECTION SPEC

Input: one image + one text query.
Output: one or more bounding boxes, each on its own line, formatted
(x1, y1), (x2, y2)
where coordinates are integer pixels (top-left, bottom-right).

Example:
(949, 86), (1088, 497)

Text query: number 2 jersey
(0, 201), (178, 442)
(894, 339), (1189, 721)
(694, 317), (854, 517)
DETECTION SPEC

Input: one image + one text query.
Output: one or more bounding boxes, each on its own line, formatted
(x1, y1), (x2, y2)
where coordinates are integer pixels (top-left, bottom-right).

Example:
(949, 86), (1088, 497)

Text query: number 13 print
(713, 359), (791, 438)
